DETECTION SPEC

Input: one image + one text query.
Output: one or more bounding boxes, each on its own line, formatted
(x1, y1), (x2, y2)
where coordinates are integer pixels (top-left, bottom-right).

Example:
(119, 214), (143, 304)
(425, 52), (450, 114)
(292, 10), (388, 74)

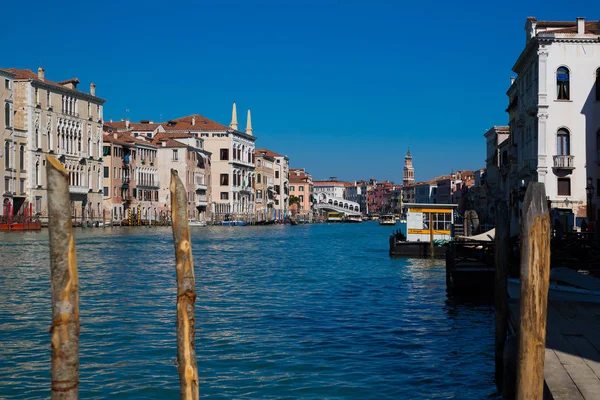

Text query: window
(103, 186), (109, 196)
(4, 178), (9, 193)
(104, 166), (109, 178)
(299, 195), (304, 203)
(257, 174), (261, 184)
(5, 102), (11, 127)
(597, 68), (600, 101)
(19, 145), (24, 170)
(35, 197), (41, 214)
(113, 186), (116, 197)
(299, 185), (304, 191)
(557, 67), (570, 100)
(172, 149), (179, 160)
(220, 192), (229, 200)
(47, 91), (51, 108)
(220, 173), (229, 186)
(275, 171), (279, 179)
(220, 148), (229, 160)
(34, 162), (40, 186)
(4, 141), (10, 169)
(4, 79), (9, 89)
(557, 128), (570, 155)
(20, 179), (24, 194)
(557, 178), (571, 196)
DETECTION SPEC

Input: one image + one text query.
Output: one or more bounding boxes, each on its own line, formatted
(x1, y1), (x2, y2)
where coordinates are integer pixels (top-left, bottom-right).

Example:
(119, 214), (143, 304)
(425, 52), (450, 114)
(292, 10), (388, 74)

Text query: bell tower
(403, 149), (414, 186)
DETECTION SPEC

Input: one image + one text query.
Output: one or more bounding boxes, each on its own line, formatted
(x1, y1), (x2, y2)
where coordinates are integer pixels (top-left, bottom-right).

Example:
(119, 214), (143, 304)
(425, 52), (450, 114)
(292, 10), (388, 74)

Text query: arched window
(4, 141), (10, 169)
(19, 145), (24, 170)
(557, 67), (570, 100)
(596, 68), (600, 101)
(35, 161), (40, 186)
(257, 173), (261, 184)
(557, 128), (570, 156)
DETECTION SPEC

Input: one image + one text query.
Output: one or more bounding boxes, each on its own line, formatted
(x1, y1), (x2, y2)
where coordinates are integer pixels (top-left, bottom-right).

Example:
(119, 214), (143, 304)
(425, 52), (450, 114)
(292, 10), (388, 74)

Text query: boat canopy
(456, 228), (495, 242)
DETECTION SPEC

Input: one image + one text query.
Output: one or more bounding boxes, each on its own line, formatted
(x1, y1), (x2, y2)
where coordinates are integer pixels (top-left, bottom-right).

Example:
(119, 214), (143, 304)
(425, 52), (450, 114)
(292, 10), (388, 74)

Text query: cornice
(21, 79), (106, 104)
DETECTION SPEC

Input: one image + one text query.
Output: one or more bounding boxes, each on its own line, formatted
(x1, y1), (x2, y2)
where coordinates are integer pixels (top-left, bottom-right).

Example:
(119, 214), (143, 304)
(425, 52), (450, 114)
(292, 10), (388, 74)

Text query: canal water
(0, 222), (499, 399)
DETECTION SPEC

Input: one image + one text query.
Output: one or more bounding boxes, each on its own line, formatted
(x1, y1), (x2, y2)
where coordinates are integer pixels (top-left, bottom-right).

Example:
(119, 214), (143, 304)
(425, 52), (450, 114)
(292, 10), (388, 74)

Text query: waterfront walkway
(508, 299), (600, 399)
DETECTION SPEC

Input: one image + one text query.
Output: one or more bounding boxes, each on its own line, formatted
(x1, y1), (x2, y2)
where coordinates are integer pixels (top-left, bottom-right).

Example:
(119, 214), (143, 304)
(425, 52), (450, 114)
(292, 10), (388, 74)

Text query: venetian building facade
(507, 17), (600, 229)
(159, 105), (256, 220)
(152, 133), (211, 222)
(255, 150), (275, 220)
(256, 149), (289, 219)
(289, 168), (313, 218)
(9, 67), (105, 220)
(1, 69), (20, 217)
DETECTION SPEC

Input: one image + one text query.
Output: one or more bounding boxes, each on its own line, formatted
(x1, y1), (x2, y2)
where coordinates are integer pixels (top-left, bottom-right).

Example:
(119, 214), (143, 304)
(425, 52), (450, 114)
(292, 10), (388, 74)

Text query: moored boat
(379, 214), (396, 226)
(188, 220), (207, 227)
(326, 212), (343, 222)
(345, 215), (362, 223)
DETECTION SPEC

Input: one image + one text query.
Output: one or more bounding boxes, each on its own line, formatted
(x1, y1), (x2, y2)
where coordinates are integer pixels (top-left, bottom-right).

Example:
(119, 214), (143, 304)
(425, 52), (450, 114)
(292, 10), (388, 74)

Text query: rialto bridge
(314, 192), (361, 216)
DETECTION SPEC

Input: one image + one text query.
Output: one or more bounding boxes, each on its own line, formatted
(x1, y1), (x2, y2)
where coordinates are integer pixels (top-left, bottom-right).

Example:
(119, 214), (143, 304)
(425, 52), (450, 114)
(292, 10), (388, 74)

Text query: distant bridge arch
(315, 192), (361, 215)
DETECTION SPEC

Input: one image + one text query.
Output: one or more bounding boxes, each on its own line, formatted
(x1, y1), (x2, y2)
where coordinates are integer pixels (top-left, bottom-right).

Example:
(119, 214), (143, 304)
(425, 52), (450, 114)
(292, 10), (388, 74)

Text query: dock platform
(508, 298), (600, 399)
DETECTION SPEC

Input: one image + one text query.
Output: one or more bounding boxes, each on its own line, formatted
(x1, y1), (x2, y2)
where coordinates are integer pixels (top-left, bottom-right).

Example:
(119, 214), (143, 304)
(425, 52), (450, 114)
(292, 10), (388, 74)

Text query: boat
(326, 212), (343, 222)
(507, 268), (600, 303)
(220, 220), (248, 226)
(345, 215), (363, 223)
(289, 218), (298, 226)
(379, 214), (396, 226)
(188, 220), (207, 227)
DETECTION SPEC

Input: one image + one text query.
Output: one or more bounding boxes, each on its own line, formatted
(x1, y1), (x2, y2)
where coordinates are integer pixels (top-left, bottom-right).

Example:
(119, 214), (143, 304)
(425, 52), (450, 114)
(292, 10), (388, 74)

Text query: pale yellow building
(8, 67), (105, 222)
(1, 68), (20, 218)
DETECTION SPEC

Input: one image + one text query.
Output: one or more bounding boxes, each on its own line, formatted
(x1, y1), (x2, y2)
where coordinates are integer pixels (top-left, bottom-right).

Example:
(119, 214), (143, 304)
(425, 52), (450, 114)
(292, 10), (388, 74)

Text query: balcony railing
(553, 155), (575, 170)
(69, 185), (89, 194)
(195, 183), (207, 191)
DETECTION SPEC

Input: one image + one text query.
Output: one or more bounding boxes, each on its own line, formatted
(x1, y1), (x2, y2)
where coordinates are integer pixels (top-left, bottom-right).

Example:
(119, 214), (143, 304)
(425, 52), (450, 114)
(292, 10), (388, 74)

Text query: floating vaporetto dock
(389, 203), (457, 257)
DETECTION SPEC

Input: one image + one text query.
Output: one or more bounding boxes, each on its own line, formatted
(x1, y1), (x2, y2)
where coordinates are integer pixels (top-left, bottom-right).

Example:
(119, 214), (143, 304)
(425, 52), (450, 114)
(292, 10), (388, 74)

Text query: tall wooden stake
(429, 212), (434, 257)
(170, 169), (199, 400)
(517, 182), (551, 400)
(494, 201), (510, 391)
(46, 155), (80, 399)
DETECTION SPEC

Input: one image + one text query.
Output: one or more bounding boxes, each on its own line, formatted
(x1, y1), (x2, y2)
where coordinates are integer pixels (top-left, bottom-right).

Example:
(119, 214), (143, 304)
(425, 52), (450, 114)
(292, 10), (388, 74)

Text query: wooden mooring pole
(494, 201), (509, 391)
(429, 212), (434, 257)
(516, 182), (551, 400)
(170, 169), (199, 400)
(46, 155), (80, 399)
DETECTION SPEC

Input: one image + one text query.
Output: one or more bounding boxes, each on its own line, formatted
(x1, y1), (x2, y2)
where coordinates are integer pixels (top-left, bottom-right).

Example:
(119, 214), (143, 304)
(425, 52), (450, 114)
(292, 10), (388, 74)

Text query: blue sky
(0, 0), (596, 182)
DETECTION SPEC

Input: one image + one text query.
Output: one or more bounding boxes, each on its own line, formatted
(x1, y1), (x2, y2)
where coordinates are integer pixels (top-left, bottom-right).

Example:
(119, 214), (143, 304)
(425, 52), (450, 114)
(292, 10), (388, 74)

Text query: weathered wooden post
(517, 182), (551, 400)
(429, 212), (434, 257)
(494, 201), (510, 390)
(46, 155), (80, 399)
(170, 169), (199, 400)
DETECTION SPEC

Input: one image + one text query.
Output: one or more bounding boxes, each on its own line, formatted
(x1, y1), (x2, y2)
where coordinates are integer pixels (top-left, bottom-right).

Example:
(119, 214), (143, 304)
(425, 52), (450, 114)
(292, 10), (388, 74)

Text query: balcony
(196, 196), (208, 207)
(195, 183), (207, 191)
(69, 185), (89, 195)
(239, 186), (253, 194)
(553, 155), (575, 171)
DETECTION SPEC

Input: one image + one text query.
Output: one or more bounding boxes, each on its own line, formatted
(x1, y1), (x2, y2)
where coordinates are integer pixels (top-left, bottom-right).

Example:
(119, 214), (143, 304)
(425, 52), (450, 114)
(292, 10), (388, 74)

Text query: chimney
(125, 119), (130, 129)
(510, 77), (515, 85)
(162, 141), (166, 147)
(90, 83), (96, 96)
(113, 133), (118, 139)
(191, 116), (196, 126)
(577, 17), (585, 34)
(38, 67), (45, 81)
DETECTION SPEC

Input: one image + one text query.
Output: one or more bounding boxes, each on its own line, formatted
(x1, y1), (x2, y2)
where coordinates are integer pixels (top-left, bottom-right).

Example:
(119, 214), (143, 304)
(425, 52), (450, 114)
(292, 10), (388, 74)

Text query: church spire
(230, 101), (238, 130)
(246, 109), (253, 135)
